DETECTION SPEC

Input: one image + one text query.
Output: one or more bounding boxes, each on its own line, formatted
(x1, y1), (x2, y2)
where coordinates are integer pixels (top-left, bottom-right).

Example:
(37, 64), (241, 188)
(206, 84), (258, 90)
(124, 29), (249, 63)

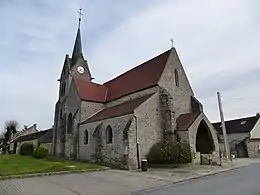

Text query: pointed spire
(71, 8), (83, 65)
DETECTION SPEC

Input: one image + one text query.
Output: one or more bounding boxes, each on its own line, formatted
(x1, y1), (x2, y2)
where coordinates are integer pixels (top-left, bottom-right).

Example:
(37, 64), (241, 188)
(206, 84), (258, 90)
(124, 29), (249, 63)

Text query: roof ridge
(213, 115), (258, 124)
(73, 77), (103, 86)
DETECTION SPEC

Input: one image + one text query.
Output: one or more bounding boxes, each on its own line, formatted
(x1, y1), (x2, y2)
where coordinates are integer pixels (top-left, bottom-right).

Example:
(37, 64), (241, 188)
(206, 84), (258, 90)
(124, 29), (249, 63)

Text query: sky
(0, 0), (259, 131)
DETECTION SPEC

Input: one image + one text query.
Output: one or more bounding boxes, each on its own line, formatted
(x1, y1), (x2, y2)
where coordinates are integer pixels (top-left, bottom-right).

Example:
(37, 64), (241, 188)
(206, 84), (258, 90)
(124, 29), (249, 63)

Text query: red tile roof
(212, 116), (259, 134)
(74, 49), (171, 103)
(176, 112), (201, 131)
(104, 49), (171, 101)
(74, 79), (107, 103)
(81, 94), (153, 123)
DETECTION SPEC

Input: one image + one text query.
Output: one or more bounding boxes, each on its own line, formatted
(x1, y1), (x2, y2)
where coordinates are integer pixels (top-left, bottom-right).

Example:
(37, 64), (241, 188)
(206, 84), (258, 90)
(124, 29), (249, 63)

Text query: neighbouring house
(38, 128), (54, 153)
(12, 128), (53, 154)
(247, 138), (260, 158)
(9, 124), (38, 153)
(213, 113), (260, 158)
(52, 18), (220, 170)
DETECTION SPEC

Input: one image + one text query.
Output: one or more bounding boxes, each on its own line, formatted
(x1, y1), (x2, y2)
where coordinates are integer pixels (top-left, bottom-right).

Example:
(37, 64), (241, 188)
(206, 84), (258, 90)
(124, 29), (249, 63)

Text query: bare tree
(1, 120), (19, 154)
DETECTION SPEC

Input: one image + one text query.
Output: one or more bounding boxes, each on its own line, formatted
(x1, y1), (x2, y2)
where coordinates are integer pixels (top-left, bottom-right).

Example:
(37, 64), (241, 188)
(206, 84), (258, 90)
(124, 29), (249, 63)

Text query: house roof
(81, 94), (153, 124)
(38, 129), (53, 144)
(74, 79), (107, 103)
(13, 129), (52, 143)
(176, 112), (201, 131)
(249, 138), (260, 142)
(212, 116), (259, 134)
(74, 49), (172, 103)
(103, 49), (171, 101)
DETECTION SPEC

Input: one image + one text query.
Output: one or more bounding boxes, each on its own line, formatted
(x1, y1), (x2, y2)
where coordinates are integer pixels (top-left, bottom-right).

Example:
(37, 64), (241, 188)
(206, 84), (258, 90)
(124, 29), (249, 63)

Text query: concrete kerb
(0, 167), (109, 181)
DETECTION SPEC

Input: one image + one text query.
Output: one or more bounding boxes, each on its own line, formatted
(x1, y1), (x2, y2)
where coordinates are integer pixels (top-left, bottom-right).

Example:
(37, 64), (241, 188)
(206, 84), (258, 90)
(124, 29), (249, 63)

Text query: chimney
(256, 113), (260, 118)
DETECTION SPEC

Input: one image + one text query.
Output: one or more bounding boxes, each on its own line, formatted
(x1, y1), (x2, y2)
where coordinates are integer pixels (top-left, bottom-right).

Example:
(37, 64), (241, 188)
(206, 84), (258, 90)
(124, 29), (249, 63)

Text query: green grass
(0, 154), (104, 176)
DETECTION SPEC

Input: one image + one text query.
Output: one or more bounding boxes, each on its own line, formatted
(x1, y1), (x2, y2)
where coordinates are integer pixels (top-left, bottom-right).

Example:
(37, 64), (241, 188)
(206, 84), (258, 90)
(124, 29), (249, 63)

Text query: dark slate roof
(176, 112), (201, 131)
(71, 27), (83, 65)
(13, 129), (51, 143)
(81, 94), (153, 124)
(38, 129), (53, 144)
(212, 116), (259, 134)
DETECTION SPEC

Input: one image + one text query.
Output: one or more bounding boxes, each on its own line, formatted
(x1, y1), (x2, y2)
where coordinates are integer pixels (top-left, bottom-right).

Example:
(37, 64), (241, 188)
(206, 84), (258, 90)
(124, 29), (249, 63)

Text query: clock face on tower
(77, 66), (85, 74)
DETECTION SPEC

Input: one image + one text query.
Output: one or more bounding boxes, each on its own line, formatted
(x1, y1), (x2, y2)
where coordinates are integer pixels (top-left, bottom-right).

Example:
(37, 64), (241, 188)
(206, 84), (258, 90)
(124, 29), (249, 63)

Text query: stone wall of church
(175, 130), (189, 143)
(66, 81), (81, 115)
(158, 48), (194, 121)
(106, 86), (158, 108)
(80, 101), (104, 122)
(128, 92), (162, 169)
(78, 115), (132, 169)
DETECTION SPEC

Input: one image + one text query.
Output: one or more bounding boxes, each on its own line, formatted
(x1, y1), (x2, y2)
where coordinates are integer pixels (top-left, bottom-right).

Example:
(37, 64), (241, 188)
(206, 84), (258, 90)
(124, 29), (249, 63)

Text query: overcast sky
(0, 0), (259, 131)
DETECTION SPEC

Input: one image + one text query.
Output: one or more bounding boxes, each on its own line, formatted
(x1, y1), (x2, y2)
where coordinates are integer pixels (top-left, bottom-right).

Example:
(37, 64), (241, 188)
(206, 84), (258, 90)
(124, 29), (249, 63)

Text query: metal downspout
(77, 107), (81, 160)
(134, 115), (140, 169)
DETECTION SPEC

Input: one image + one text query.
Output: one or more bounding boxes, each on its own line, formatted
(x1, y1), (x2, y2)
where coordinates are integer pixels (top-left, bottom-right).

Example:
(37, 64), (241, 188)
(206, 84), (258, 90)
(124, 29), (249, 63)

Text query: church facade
(52, 21), (220, 169)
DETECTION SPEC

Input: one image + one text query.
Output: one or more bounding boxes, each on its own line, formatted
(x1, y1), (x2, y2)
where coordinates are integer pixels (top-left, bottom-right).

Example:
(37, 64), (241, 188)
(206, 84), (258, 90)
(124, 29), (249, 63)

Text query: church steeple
(71, 9), (83, 65)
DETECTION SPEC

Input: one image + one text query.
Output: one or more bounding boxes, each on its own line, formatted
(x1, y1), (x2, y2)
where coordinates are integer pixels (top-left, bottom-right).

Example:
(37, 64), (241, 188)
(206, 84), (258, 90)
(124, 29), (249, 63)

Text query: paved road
(1, 163), (260, 195)
(0, 170), (170, 195)
(134, 163), (260, 195)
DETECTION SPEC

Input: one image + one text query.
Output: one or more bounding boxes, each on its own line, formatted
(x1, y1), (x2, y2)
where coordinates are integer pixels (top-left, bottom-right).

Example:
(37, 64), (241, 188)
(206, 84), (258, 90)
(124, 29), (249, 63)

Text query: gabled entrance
(196, 120), (215, 154)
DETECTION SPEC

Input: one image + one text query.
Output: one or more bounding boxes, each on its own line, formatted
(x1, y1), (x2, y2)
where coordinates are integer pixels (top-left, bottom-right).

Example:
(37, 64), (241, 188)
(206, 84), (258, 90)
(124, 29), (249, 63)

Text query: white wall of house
(250, 118), (260, 138)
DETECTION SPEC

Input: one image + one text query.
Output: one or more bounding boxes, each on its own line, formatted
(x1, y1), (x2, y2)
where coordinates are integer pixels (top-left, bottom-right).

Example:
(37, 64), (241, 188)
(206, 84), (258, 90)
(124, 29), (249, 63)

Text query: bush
(147, 141), (192, 164)
(177, 142), (192, 163)
(33, 146), (48, 159)
(20, 143), (34, 156)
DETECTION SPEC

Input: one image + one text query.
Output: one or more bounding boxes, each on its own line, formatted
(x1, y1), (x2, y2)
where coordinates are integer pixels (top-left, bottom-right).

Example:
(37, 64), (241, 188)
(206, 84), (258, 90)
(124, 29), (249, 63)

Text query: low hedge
(147, 141), (192, 164)
(33, 146), (48, 159)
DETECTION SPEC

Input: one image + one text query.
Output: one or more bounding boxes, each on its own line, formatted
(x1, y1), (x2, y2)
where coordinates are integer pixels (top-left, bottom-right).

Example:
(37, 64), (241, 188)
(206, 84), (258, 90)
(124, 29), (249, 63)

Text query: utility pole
(217, 92), (230, 161)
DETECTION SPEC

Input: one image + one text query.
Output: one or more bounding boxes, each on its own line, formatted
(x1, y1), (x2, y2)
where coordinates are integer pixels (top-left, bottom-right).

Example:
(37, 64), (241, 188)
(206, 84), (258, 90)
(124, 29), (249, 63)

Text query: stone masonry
(52, 21), (220, 169)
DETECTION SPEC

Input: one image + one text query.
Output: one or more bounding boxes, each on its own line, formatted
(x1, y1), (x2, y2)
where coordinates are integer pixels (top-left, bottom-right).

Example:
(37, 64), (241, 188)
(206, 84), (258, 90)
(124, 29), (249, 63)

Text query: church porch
(176, 112), (220, 165)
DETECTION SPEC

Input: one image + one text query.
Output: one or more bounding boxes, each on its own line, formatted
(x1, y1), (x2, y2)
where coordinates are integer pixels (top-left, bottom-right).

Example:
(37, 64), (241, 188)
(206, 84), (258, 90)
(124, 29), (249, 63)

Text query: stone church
(52, 19), (220, 169)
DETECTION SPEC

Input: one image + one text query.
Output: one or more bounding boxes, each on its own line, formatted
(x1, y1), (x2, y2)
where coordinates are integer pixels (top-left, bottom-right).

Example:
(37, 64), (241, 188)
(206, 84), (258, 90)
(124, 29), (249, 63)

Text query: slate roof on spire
(71, 27), (83, 65)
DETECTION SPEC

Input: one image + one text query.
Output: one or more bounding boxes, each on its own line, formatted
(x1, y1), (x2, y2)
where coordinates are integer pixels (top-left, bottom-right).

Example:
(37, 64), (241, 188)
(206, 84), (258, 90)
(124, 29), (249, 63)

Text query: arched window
(67, 113), (73, 134)
(84, 130), (88, 144)
(174, 69), (179, 87)
(106, 125), (113, 144)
